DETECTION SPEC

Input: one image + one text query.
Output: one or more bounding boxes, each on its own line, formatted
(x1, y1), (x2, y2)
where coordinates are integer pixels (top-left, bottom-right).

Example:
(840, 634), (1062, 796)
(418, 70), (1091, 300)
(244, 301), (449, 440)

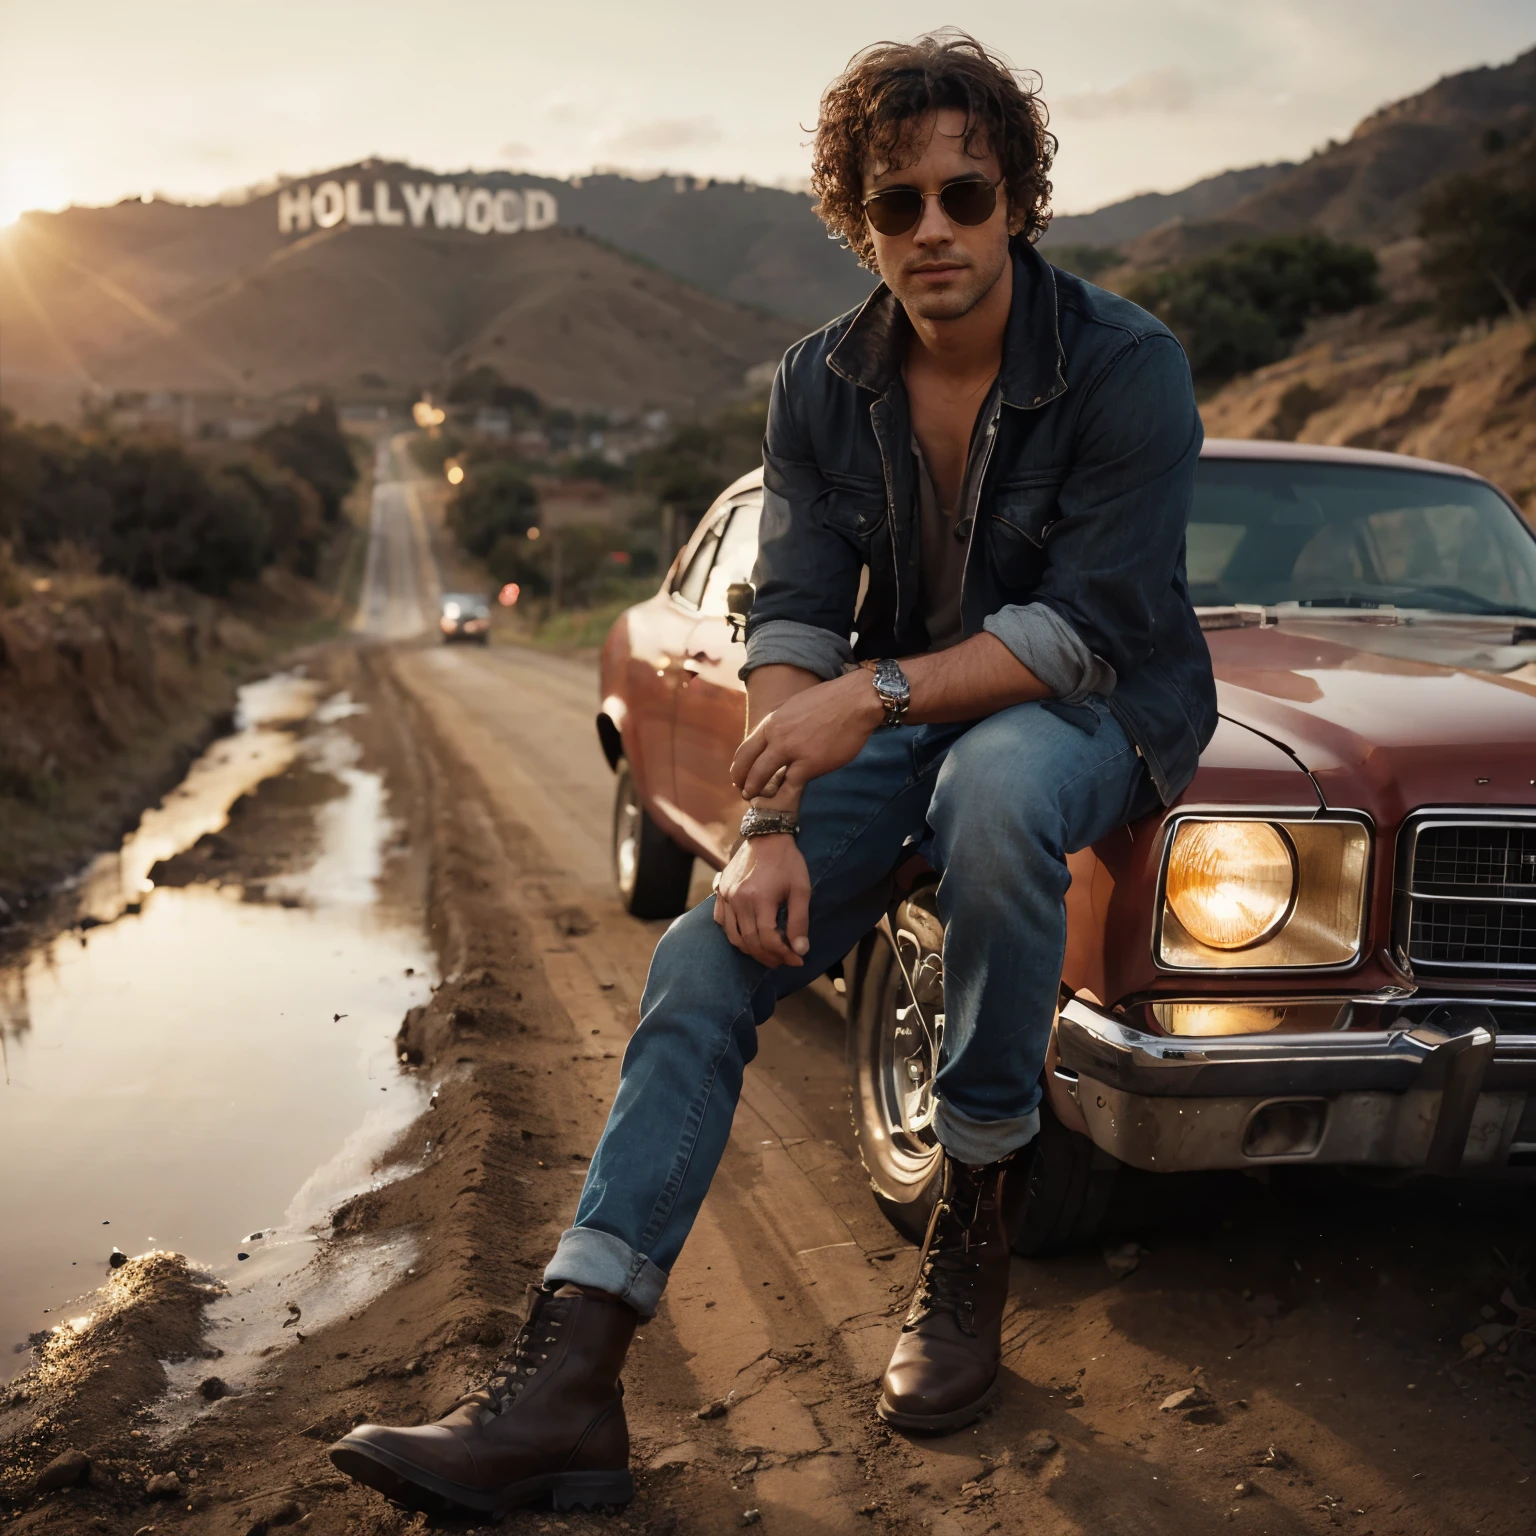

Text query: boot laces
(907, 1164), (1005, 1337)
(463, 1293), (570, 1414)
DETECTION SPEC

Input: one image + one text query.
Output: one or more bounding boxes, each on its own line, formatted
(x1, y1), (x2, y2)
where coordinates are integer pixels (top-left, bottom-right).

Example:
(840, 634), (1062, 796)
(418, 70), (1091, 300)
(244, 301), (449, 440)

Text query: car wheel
(612, 760), (694, 919)
(848, 889), (1118, 1253)
(1011, 1100), (1120, 1256)
(847, 903), (945, 1243)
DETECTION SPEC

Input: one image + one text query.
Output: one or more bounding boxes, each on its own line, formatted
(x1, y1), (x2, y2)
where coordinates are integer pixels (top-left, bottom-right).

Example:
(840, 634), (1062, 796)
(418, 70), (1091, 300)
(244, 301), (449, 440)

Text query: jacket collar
(826, 236), (1068, 410)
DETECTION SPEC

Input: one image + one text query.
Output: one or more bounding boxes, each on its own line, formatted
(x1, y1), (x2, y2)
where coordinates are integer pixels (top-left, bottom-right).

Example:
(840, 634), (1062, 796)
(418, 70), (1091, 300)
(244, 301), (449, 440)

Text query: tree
(1045, 244), (1122, 282)
(0, 409), (328, 595)
(1127, 234), (1381, 386)
(632, 400), (768, 533)
(1419, 134), (1536, 326)
(448, 462), (539, 559)
(253, 398), (359, 521)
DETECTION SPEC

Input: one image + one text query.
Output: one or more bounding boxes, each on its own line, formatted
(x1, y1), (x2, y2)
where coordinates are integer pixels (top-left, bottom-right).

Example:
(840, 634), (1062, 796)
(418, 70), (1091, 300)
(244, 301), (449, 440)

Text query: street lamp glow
(445, 462), (464, 486)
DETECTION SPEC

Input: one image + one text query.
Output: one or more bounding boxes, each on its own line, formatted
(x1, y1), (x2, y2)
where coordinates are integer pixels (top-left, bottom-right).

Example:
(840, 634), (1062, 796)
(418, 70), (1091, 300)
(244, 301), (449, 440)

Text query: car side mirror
(726, 582), (755, 643)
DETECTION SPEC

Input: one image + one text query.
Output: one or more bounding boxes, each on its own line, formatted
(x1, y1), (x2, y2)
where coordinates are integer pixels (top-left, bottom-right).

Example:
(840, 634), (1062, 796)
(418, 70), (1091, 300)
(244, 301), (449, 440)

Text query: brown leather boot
(877, 1152), (1016, 1432)
(329, 1286), (637, 1516)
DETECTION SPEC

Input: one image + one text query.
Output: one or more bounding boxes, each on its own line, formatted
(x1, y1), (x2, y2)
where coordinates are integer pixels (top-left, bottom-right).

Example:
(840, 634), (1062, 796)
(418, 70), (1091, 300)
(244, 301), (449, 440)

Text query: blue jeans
(546, 697), (1154, 1316)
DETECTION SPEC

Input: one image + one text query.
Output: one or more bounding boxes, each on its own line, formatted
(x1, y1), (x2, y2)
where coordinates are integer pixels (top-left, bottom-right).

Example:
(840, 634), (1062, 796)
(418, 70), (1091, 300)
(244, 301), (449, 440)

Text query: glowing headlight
(1165, 821), (1296, 950)
(443, 602), (461, 619)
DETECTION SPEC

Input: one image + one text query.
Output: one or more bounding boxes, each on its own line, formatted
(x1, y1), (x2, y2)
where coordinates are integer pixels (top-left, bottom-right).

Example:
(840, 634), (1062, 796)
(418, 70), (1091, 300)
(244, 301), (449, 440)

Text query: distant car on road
(597, 441), (1536, 1253)
(439, 592), (491, 645)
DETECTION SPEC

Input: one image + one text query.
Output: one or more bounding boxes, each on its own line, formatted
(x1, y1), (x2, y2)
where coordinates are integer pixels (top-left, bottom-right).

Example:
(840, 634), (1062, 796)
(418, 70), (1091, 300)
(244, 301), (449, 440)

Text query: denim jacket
(743, 236), (1218, 804)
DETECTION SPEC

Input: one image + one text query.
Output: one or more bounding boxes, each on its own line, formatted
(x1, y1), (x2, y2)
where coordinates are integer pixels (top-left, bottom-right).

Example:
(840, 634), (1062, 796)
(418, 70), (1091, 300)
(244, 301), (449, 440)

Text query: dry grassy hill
(1122, 46), (1536, 272)
(0, 193), (802, 423)
(1201, 318), (1536, 516)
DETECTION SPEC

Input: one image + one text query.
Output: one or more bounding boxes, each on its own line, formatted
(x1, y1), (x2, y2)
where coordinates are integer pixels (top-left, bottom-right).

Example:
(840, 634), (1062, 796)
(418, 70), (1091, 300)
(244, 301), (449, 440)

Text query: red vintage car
(596, 440), (1536, 1249)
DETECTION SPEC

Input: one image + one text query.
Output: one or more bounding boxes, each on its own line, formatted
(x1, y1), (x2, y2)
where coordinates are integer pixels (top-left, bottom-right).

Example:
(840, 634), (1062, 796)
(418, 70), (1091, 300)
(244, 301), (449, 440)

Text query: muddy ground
(1, 636), (1534, 1536)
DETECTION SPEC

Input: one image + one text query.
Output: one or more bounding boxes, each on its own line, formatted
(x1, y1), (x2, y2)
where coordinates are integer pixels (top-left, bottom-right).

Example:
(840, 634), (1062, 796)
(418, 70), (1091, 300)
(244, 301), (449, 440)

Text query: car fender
(596, 694), (629, 773)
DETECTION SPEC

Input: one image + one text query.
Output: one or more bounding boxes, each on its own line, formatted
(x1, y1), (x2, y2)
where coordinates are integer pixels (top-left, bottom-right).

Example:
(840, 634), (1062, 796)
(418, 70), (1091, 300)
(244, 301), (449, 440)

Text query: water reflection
(1, 673), (434, 1363)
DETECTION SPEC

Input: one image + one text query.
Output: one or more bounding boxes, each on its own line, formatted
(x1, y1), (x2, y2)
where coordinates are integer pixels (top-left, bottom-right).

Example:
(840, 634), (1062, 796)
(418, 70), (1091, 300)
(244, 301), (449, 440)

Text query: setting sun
(0, 164), (64, 227)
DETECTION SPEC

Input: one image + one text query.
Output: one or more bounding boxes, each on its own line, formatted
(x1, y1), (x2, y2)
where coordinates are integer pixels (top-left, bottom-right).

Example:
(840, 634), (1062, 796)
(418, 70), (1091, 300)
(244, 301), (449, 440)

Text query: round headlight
(1166, 821), (1296, 950)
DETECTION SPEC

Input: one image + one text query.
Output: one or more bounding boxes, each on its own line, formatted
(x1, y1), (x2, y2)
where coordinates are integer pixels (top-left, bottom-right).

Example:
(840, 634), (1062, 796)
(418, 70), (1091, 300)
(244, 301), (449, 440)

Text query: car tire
(847, 916), (944, 1243)
(1010, 1101), (1120, 1257)
(847, 894), (1119, 1254)
(612, 759), (694, 920)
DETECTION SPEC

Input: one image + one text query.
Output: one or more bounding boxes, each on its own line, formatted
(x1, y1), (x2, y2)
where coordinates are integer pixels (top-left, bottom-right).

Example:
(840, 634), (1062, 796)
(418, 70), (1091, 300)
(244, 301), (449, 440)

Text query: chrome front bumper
(1054, 995), (1536, 1173)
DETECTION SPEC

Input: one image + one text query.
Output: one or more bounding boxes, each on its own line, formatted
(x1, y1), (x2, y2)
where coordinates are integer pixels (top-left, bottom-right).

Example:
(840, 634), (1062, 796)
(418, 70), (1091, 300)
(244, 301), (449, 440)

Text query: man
(332, 30), (1215, 1518)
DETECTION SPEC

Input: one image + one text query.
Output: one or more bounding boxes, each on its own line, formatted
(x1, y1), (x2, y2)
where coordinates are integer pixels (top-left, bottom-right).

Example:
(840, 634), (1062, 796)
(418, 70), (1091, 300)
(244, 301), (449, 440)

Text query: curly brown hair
(811, 31), (1056, 272)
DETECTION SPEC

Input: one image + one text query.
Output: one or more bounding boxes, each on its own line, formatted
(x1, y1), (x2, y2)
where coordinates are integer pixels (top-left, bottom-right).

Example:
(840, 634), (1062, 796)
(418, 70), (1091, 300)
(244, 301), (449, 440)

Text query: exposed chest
(904, 367), (999, 512)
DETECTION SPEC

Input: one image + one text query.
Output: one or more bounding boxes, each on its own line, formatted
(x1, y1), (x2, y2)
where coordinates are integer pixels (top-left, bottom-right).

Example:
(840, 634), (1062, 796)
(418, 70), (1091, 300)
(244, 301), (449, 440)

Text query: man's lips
(909, 262), (967, 279)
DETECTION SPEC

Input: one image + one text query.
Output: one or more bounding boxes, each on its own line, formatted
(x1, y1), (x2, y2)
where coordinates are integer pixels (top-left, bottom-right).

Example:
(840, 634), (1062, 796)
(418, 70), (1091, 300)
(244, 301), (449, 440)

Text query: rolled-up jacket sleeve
(996, 333), (1202, 683)
(983, 603), (1116, 702)
(743, 617), (853, 680)
(741, 352), (864, 681)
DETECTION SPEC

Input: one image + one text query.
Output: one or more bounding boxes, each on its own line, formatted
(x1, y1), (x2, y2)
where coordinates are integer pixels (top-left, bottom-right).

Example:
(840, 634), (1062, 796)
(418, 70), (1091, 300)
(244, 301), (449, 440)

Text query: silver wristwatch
(871, 658), (911, 728)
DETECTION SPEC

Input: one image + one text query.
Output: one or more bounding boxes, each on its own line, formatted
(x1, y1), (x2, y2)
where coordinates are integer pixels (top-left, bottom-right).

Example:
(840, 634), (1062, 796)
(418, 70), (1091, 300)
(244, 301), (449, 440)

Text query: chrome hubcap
(880, 928), (943, 1147)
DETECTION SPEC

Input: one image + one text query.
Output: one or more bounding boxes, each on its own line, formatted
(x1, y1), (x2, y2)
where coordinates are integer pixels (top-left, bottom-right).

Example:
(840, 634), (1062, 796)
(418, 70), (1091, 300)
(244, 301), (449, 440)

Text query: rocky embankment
(1200, 315), (1536, 512)
(0, 561), (339, 917)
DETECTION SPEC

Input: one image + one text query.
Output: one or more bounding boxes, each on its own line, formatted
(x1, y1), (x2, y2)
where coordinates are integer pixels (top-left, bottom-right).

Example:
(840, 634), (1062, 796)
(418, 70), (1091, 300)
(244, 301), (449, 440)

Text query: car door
(671, 496), (762, 866)
(618, 514), (728, 822)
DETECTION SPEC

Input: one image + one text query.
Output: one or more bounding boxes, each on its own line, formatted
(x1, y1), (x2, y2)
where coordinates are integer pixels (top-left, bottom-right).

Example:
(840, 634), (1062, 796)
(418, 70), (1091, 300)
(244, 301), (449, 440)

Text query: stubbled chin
(899, 284), (986, 320)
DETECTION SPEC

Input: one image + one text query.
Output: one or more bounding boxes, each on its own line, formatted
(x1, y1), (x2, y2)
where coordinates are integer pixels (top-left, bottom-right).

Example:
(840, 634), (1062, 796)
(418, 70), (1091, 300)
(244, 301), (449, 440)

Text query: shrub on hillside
(1419, 132), (1536, 325)
(1045, 244), (1123, 282)
(1127, 234), (1381, 386)
(447, 462), (540, 559)
(253, 399), (359, 521)
(0, 407), (333, 596)
(632, 400), (768, 533)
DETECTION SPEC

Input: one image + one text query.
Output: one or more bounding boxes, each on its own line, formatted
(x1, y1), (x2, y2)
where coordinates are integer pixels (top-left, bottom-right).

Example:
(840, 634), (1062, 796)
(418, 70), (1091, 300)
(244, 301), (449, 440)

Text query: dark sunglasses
(861, 176), (1001, 237)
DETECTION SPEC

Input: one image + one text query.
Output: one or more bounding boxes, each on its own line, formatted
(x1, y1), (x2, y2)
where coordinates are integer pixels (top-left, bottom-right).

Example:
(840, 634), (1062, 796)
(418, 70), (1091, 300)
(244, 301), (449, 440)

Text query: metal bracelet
(740, 807), (801, 839)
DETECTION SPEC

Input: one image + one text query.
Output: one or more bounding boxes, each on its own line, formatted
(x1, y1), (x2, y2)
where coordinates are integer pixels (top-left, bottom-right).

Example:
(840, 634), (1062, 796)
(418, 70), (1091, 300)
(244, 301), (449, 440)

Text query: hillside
(1040, 162), (1296, 250)
(0, 194), (803, 422)
(1200, 318), (1536, 517)
(1123, 46), (1536, 269)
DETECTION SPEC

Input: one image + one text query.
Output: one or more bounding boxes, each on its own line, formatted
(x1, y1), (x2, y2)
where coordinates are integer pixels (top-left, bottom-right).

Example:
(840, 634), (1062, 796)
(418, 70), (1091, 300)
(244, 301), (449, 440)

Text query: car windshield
(1187, 459), (1536, 618)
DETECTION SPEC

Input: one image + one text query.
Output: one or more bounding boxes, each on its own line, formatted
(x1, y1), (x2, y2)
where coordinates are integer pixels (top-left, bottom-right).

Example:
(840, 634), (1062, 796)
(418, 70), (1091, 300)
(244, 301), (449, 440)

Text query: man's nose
(911, 194), (954, 247)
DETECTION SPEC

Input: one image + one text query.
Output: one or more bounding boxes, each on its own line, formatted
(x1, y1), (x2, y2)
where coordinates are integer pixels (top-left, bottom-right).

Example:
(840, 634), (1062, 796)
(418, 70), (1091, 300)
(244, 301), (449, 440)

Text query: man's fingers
(785, 877), (811, 960)
(716, 894), (740, 946)
(742, 747), (793, 802)
(730, 730), (766, 792)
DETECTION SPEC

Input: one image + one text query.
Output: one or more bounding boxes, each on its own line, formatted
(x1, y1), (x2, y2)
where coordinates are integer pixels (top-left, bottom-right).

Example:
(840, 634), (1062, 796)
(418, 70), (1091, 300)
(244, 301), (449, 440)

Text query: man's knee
(642, 899), (753, 1008)
(927, 705), (1067, 860)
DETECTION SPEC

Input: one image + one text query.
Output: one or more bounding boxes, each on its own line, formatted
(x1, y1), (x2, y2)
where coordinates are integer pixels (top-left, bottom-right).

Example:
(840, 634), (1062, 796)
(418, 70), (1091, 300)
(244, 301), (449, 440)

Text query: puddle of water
(0, 674), (435, 1370)
(71, 671), (325, 924)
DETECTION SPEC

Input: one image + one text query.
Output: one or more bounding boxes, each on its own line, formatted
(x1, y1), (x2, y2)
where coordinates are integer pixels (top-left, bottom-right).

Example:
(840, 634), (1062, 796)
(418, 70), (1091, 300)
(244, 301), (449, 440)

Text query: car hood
(1206, 617), (1536, 821)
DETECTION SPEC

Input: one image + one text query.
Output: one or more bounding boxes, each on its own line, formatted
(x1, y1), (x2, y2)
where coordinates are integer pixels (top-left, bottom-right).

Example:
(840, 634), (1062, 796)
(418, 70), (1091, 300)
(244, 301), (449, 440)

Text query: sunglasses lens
(941, 180), (998, 226)
(865, 189), (923, 236)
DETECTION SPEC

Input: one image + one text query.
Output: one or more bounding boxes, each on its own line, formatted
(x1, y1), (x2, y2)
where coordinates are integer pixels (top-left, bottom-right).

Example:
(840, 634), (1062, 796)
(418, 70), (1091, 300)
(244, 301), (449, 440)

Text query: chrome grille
(1399, 816), (1536, 975)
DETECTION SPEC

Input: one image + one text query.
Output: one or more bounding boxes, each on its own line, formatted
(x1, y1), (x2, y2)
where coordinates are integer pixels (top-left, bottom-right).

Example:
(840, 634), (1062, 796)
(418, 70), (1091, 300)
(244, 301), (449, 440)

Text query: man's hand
(732, 669), (884, 802)
(714, 834), (812, 968)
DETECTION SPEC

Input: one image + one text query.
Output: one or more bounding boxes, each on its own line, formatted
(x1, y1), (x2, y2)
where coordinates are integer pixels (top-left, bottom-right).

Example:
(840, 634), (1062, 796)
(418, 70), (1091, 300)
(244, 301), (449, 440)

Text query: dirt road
(385, 633), (1536, 1536)
(4, 446), (1533, 1536)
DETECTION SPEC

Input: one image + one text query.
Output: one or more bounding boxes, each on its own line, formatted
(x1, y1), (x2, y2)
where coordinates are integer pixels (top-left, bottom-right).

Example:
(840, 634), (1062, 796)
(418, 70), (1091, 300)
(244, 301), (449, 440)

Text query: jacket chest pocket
(818, 473), (887, 551)
(987, 474), (1066, 590)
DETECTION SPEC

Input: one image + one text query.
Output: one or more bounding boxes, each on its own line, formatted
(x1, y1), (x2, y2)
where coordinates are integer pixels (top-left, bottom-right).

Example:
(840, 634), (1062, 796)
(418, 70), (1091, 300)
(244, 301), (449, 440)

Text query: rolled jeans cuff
(933, 1099), (1040, 1165)
(543, 1227), (668, 1319)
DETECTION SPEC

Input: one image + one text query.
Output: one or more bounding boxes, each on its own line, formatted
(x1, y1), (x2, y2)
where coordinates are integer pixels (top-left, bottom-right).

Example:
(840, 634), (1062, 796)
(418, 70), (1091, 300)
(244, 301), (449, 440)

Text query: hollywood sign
(277, 179), (558, 236)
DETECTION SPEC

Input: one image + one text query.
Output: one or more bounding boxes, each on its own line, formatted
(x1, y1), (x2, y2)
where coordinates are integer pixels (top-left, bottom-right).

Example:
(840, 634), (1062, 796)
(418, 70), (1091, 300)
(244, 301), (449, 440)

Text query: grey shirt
(912, 436), (968, 653)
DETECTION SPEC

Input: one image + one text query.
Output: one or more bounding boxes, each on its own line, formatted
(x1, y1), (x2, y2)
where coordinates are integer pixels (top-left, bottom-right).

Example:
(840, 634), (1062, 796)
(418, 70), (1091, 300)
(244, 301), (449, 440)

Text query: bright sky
(1, 0), (1533, 225)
